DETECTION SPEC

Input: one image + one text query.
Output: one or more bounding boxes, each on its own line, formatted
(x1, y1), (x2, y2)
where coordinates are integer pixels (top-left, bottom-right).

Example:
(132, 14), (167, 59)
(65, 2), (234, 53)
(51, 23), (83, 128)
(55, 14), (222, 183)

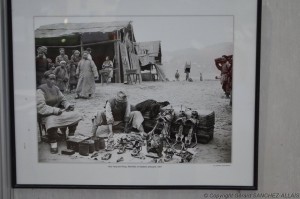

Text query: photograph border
(6, 0), (261, 189)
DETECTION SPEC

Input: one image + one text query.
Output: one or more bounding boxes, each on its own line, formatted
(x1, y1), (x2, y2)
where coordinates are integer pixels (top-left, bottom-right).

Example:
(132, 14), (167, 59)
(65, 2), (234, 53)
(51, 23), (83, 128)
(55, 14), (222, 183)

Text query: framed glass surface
(6, 0), (261, 189)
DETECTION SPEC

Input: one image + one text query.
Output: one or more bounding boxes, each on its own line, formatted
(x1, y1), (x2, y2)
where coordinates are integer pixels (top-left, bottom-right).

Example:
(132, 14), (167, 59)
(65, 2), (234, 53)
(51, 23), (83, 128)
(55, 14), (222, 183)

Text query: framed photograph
(7, 0), (261, 189)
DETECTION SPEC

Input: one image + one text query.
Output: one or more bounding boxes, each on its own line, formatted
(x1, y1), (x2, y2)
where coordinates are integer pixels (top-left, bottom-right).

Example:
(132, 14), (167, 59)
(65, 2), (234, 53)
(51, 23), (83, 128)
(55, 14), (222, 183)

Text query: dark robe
(36, 56), (48, 86)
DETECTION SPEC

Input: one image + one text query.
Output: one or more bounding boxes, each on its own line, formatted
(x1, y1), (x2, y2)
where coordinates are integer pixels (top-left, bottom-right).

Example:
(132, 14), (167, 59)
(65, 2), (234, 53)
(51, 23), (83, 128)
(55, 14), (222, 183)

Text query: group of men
(36, 46), (114, 99)
(35, 46), (146, 153)
(38, 88), (153, 153)
(174, 69), (203, 81)
(174, 62), (193, 81)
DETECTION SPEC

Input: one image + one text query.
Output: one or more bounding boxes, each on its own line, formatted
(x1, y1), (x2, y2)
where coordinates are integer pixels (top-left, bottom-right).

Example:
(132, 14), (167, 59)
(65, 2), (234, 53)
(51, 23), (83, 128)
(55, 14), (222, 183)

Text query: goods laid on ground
(143, 107), (215, 144)
(50, 132), (196, 163)
(66, 136), (89, 152)
(43, 105), (215, 163)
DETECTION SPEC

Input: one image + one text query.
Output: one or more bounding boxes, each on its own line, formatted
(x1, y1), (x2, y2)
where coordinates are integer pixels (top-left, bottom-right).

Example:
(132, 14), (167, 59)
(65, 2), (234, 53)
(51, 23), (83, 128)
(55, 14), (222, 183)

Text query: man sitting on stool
(102, 56), (114, 83)
(37, 71), (82, 154)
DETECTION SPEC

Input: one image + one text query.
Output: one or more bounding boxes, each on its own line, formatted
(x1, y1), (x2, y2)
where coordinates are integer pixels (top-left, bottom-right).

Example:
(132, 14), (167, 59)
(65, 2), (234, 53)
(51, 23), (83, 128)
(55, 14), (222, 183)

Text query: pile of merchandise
(57, 106), (215, 163)
(196, 110), (215, 143)
(143, 106), (215, 145)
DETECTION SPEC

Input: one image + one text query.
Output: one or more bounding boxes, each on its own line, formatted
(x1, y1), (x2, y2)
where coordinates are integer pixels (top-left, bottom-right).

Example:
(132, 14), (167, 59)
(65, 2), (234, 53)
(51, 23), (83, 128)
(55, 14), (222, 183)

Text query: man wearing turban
(91, 91), (145, 138)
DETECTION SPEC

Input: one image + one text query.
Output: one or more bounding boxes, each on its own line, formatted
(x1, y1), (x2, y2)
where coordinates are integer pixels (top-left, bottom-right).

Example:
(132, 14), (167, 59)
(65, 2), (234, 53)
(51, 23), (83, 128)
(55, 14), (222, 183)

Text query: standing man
(53, 61), (69, 93)
(75, 51), (99, 99)
(38, 46), (47, 58)
(36, 48), (48, 86)
(102, 56), (114, 83)
(91, 91), (145, 138)
(215, 56), (232, 98)
(55, 48), (69, 67)
(184, 62), (191, 81)
(200, 73), (203, 81)
(86, 48), (93, 60)
(69, 50), (81, 91)
(175, 70), (180, 81)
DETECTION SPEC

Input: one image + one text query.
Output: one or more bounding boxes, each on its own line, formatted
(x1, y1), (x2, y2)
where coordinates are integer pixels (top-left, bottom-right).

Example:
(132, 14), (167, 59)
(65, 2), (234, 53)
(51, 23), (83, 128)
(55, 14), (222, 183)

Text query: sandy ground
(38, 80), (232, 164)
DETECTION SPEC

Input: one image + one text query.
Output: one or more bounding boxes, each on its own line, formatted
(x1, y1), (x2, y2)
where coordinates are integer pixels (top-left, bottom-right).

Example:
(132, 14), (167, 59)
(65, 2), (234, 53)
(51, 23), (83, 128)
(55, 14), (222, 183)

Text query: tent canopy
(35, 21), (132, 38)
(35, 21), (137, 83)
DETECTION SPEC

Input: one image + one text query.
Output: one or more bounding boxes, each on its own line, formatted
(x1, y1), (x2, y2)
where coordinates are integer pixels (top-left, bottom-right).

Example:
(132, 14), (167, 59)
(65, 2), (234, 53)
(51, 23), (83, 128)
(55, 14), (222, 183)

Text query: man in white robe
(75, 51), (99, 99)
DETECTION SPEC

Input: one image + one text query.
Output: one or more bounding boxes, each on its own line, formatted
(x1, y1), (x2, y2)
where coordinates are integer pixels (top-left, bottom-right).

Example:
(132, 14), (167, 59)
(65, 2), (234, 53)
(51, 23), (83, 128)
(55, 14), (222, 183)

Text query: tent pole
(80, 34), (83, 54)
(114, 40), (121, 83)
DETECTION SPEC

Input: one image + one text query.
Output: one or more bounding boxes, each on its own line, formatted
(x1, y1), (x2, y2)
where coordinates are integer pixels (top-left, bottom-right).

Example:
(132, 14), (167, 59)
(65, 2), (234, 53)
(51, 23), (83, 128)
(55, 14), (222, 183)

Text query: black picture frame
(4, 0), (261, 189)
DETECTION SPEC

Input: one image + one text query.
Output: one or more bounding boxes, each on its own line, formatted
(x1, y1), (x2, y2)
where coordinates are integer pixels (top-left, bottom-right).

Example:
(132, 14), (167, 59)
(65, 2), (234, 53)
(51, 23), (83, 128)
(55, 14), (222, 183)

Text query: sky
(35, 16), (233, 52)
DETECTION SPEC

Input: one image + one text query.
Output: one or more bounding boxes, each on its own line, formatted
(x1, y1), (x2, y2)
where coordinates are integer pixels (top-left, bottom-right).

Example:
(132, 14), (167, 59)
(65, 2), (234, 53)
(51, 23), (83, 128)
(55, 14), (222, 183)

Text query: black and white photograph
(9, 0), (259, 188)
(35, 16), (233, 164)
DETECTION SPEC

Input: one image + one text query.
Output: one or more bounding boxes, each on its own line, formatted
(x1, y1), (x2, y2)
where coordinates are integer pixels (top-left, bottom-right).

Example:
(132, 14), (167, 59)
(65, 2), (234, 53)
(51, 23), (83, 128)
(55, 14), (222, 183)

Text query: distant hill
(161, 42), (233, 80)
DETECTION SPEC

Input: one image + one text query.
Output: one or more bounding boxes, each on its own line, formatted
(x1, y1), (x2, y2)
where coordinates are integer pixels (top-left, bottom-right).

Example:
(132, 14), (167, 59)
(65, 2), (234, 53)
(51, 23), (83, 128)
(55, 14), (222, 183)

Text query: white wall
(1, 0), (300, 198)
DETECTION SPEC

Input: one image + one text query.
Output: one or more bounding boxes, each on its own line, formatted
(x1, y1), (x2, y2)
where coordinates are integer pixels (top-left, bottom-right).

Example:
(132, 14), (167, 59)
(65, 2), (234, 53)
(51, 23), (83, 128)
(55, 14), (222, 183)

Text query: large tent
(35, 21), (141, 83)
(135, 41), (166, 81)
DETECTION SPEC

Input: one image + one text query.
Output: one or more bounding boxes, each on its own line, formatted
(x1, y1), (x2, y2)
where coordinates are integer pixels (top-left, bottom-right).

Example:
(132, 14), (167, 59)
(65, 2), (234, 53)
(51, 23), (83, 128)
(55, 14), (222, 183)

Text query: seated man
(91, 91), (145, 138)
(37, 71), (82, 154)
(102, 56), (114, 83)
